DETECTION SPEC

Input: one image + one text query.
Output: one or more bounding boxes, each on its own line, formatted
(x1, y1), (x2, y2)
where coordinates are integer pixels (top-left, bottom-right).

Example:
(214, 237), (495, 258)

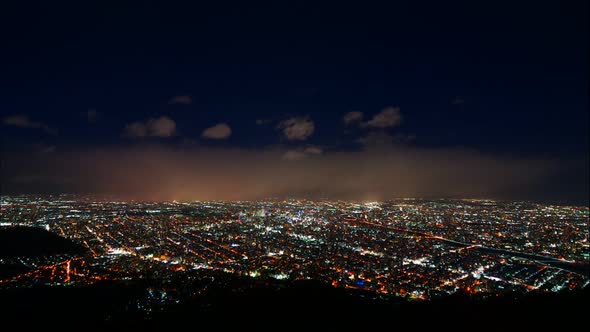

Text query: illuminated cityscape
(1, 195), (588, 315)
(0, 2), (588, 325)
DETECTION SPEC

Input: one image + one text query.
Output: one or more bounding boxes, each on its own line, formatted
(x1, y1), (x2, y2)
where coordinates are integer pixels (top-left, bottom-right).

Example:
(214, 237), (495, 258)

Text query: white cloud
(343, 111), (363, 124)
(169, 95), (193, 105)
(363, 107), (402, 128)
(124, 116), (176, 138)
(2, 115), (56, 134)
(201, 123), (232, 140)
(278, 117), (315, 141)
(147, 116), (176, 137)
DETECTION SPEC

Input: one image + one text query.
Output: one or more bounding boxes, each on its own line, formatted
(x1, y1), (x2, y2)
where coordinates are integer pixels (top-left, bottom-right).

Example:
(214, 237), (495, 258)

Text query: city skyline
(2, 195), (588, 300)
(2, 194), (588, 324)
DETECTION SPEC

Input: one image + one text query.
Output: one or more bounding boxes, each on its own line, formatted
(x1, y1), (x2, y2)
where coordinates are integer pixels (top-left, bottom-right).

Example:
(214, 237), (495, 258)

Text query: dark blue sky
(1, 1), (588, 203)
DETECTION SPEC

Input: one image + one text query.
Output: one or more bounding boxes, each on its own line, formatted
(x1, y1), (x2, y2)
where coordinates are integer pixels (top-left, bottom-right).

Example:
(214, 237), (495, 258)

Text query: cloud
(362, 107), (402, 128)
(282, 146), (323, 160)
(124, 116), (176, 138)
(278, 117), (315, 141)
(87, 109), (99, 122)
(3, 144), (584, 204)
(3, 115), (56, 134)
(201, 123), (232, 140)
(169, 95), (193, 105)
(148, 116), (176, 137)
(343, 111), (363, 125)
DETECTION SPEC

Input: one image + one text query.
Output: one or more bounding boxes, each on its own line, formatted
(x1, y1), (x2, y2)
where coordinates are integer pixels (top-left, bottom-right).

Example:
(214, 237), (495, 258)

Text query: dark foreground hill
(1, 276), (588, 330)
(0, 226), (88, 278)
(139, 279), (590, 330)
(0, 226), (87, 258)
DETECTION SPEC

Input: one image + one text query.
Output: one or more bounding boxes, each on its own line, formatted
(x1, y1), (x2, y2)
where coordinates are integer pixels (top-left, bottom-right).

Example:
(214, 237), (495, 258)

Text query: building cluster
(1, 195), (588, 305)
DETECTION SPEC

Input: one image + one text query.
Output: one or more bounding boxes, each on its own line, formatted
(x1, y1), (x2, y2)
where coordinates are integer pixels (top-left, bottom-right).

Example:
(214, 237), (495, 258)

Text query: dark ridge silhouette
(0, 226), (88, 258)
(0, 281), (145, 325)
(0, 272), (588, 330)
(0, 263), (29, 279)
(141, 277), (589, 329)
(0, 226), (88, 279)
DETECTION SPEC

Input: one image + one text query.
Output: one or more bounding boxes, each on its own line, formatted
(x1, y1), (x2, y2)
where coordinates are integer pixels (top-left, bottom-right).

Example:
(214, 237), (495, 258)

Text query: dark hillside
(0, 226), (87, 258)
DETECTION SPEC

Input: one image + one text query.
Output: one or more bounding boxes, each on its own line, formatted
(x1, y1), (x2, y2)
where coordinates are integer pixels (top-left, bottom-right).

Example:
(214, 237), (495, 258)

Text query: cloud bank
(3, 143), (584, 204)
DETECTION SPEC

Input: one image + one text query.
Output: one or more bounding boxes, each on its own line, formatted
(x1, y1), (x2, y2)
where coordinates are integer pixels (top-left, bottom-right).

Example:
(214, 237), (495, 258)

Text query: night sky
(1, 1), (588, 204)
